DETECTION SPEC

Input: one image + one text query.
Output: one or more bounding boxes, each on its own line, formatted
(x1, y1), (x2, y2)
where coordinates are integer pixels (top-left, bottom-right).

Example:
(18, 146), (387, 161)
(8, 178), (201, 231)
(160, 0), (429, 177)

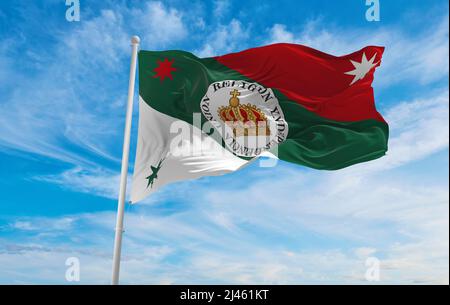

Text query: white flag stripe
(130, 97), (250, 203)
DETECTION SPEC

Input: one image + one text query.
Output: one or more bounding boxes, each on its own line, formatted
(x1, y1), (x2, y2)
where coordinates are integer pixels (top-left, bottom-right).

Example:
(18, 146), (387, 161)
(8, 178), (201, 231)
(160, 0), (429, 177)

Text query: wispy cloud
(0, 8), (129, 166)
(1, 166), (448, 285)
(130, 2), (187, 48)
(213, 0), (231, 19)
(34, 167), (122, 200)
(196, 19), (250, 57)
(337, 89), (449, 175)
(0, 1), (192, 169)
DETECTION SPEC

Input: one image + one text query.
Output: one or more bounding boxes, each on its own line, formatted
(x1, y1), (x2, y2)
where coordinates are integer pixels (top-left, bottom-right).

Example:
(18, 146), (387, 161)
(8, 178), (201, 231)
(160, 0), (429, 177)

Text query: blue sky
(0, 0), (448, 284)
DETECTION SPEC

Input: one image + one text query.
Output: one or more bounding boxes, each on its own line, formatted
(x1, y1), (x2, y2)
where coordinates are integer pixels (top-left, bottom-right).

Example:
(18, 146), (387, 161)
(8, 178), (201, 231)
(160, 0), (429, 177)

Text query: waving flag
(130, 43), (388, 203)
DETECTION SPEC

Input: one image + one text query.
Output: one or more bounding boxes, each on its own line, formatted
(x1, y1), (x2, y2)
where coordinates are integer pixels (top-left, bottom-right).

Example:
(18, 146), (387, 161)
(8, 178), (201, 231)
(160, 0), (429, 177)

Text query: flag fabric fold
(131, 43), (388, 203)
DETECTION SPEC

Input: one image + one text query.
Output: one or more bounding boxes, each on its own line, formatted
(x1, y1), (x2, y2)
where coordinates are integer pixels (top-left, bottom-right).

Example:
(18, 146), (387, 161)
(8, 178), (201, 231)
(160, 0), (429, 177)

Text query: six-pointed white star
(344, 52), (378, 85)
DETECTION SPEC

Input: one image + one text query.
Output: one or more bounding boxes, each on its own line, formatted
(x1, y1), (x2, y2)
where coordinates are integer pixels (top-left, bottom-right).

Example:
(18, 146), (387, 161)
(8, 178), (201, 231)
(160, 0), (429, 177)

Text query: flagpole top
(131, 35), (140, 45)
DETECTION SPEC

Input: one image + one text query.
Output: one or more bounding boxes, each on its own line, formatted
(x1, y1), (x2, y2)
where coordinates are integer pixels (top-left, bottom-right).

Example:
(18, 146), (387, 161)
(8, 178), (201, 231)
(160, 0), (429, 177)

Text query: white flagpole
(111, 35), (140, 285)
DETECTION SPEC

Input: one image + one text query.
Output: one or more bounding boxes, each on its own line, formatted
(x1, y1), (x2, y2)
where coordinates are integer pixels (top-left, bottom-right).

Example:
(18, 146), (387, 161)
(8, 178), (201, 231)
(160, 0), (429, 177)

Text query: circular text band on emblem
(200, 80), (288, 157)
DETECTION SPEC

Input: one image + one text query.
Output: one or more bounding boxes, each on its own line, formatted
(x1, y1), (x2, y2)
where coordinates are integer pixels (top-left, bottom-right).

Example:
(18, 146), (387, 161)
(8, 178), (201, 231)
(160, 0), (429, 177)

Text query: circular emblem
(200, 80), (288, 157)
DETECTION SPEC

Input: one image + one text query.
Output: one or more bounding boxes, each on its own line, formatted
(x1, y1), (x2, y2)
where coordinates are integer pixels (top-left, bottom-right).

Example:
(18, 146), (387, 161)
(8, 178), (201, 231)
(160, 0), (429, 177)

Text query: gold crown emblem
(217, 89), (271, 137)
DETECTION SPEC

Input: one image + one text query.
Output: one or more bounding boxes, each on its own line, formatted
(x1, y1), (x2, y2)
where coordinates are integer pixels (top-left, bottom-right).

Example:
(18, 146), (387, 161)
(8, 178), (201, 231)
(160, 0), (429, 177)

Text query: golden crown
(217, 89), (271, 137)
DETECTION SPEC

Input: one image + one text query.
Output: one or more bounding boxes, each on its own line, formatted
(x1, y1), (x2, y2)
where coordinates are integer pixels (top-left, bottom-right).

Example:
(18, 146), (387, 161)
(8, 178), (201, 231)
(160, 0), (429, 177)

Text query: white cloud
(9, 217), (75, 237)
(213, 0), (231, 19)
(195, 169), (448, 283)
(1, 171), (447, 284)
(131, 2), (187, 48)
(341, 89), (449, 174)
(0, 2), (190, 167)
(268, 24), (295, 43)
(379, 91), (449, 168)
(63, 9), (129, 70)
(0, 9), (130, 166)
(354, 247), (377, 259)
(196, 19), (249, 57)
(34, 167), (122, 200)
